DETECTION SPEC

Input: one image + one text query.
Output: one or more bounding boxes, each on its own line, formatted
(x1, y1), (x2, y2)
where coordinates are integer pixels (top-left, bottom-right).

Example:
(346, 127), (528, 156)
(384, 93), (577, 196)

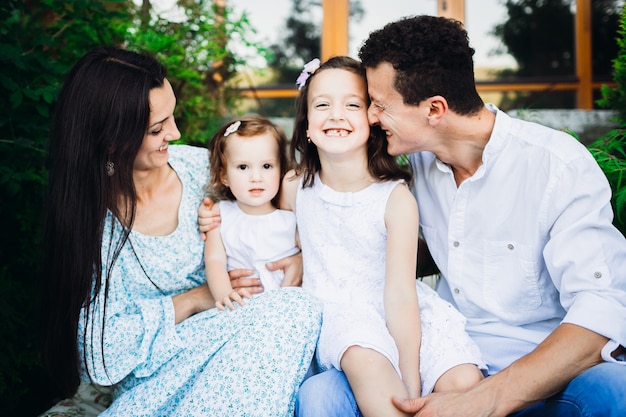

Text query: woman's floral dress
(75, 145), (321, 417)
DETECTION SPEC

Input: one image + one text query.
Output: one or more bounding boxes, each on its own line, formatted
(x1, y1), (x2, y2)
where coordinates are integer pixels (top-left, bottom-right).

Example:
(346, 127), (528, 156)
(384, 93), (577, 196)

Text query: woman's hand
(228, 268), (264, 295)
(272, 252), (303, 287)
(172, 284), (215, 324)
(198, 197), (220, 240)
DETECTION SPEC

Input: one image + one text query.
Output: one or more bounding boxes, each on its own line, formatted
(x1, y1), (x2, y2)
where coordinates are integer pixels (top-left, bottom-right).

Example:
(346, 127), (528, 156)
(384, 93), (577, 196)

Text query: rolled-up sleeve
(543, 152), (626, 350)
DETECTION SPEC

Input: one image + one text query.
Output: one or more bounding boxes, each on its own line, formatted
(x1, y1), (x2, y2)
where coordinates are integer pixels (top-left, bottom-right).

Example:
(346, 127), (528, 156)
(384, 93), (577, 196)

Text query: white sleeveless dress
(219, 200), (300, 291)
(296, 174), (485, 395)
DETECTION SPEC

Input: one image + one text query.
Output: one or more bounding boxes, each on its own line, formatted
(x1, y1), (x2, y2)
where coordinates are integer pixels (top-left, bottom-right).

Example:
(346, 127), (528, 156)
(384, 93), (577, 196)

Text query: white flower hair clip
(296, 58), (321, 90)
(224, 120), (241, 137)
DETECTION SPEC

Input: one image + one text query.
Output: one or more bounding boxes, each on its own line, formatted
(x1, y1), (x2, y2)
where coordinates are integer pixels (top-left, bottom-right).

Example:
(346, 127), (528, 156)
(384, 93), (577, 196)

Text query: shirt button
(594, 271), (602, 279)
(453, 288), (460, 294)
(453, 241), (460, 247)
(507, 243), (515, 250)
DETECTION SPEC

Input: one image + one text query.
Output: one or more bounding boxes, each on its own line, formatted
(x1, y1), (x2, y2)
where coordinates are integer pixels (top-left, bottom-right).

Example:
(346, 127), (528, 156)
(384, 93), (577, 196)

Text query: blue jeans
(295, 363), (626, 417)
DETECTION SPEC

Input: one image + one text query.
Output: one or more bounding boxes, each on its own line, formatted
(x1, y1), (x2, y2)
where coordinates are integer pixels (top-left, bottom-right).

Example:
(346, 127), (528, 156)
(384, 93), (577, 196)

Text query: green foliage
(595, 4), (626, 236)
(0, 0), (130, 223)
(587, 130), (626, 234)
(125, 0), (266, 143)
(0, 0), (265, 414)
(599, 4), (626, 123)
(0, 2), (130, 414)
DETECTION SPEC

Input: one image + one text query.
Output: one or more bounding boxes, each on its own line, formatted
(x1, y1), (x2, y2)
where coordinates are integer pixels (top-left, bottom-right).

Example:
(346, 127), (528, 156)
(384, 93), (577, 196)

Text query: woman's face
(134, 78), (181, 172)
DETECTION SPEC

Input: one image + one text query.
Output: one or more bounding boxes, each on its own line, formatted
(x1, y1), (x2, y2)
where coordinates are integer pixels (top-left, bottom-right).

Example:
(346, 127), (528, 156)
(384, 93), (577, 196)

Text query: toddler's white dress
(219, 200), (300, 291)
(296, 174), (485, 395)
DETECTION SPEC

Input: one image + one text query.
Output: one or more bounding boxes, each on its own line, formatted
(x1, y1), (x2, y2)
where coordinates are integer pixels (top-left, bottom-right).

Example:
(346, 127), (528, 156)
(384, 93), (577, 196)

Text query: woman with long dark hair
(40, 46), (320, 416)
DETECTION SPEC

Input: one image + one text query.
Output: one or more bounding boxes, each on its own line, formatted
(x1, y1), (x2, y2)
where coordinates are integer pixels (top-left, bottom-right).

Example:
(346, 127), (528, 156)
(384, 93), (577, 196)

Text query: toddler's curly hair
(207, 115), (291, 206)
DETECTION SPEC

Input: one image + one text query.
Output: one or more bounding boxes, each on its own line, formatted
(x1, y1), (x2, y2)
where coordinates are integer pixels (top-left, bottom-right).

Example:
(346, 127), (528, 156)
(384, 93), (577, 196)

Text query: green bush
(586, 131), (626, 235)
(0, 0), (262, 414)
(596, 4), (626, 236)
(0, 1), (129, 414)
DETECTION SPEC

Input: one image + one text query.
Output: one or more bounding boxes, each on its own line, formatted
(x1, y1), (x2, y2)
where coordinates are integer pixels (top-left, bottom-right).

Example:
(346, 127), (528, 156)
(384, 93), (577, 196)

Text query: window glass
(230, 0), (623, 113)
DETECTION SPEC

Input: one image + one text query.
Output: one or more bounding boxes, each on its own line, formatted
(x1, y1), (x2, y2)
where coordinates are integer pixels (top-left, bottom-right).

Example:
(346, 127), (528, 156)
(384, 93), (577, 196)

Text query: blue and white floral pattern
(73, 145), (320, 416)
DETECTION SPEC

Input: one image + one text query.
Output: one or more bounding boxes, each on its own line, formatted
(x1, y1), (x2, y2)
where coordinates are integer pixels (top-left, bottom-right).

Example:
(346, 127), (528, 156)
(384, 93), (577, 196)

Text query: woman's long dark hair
(40, 46), (166, 397)
(291, 56), (411, 187)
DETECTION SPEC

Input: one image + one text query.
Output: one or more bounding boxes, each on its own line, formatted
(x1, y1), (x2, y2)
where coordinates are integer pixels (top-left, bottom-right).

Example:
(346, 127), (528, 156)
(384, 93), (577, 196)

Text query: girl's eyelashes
(231, 163), (276, 170)
(235, 163), (275, 169)
(150, 127), (163, 135)
(312, 101), (364, 111)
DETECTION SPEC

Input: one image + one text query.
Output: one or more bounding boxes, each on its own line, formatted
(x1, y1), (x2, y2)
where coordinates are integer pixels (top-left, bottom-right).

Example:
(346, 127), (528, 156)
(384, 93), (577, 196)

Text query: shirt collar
(434, 104), (504, 180)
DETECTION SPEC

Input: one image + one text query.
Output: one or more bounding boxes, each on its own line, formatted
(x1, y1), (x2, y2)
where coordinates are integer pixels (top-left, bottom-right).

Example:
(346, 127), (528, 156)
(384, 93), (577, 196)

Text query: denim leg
(296, 368), (362, 417)
(296, 363), (625, 416)
(509, 362), (626, 417)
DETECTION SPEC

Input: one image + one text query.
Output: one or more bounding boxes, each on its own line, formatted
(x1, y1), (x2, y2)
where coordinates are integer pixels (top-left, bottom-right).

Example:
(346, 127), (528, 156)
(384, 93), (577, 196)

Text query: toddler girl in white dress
(205, 116), (300, 310)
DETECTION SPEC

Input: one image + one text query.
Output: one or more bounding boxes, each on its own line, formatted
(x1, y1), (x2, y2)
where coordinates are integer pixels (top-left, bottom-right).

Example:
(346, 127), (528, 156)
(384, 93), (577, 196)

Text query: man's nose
(367, 104), (379, 125)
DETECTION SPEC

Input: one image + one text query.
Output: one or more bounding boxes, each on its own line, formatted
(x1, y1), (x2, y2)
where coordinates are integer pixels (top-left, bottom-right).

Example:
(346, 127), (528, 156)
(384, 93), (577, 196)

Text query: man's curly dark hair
(358, 15), (484, 116)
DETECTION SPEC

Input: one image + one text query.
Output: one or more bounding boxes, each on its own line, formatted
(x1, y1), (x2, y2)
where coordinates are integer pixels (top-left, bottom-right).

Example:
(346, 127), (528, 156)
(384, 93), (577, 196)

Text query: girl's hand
(198, 197), (221, 240)
(216, 288), (252, 311)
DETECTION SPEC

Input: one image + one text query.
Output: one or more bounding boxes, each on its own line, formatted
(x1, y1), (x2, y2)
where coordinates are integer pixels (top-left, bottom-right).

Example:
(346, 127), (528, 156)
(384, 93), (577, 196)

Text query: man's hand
(391, 323), (609, 417)
(225, 252), (303, 294)
(269, 252), (303, 287)
(392, 395), (426, 415)
(198, 197), (220, 240)
(392, 391), (493, 417)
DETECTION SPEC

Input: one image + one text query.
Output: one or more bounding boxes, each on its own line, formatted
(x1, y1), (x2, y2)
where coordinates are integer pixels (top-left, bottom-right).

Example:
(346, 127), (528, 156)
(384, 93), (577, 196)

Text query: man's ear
(426, 95), (448, 124)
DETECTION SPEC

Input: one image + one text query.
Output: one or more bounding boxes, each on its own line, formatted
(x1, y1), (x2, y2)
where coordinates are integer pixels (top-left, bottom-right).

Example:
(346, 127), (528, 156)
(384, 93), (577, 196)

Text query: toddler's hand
(216, 288), (252, 311)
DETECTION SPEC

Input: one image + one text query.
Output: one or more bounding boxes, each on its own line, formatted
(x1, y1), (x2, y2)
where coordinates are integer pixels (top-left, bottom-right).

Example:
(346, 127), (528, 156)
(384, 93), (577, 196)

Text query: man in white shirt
(296, 15), (626, 417)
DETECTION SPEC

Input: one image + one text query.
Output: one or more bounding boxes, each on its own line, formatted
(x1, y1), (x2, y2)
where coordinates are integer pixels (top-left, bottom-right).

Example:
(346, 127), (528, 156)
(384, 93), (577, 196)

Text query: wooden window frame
(238, 0), (603, 109)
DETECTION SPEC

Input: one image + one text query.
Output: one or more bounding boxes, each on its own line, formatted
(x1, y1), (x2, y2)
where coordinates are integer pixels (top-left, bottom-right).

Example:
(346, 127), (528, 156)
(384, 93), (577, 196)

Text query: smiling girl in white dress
(282, 56), (486, 417)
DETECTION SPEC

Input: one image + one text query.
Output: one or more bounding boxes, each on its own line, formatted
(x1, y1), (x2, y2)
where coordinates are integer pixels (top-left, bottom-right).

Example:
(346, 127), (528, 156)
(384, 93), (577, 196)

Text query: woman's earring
(106, 159), (115, 176)
(307, 137), (311, 144)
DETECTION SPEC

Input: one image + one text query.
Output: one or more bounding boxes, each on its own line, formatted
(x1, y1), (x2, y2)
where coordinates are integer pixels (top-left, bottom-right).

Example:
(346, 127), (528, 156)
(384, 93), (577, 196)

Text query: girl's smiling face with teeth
(306, 68), (370, 157)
